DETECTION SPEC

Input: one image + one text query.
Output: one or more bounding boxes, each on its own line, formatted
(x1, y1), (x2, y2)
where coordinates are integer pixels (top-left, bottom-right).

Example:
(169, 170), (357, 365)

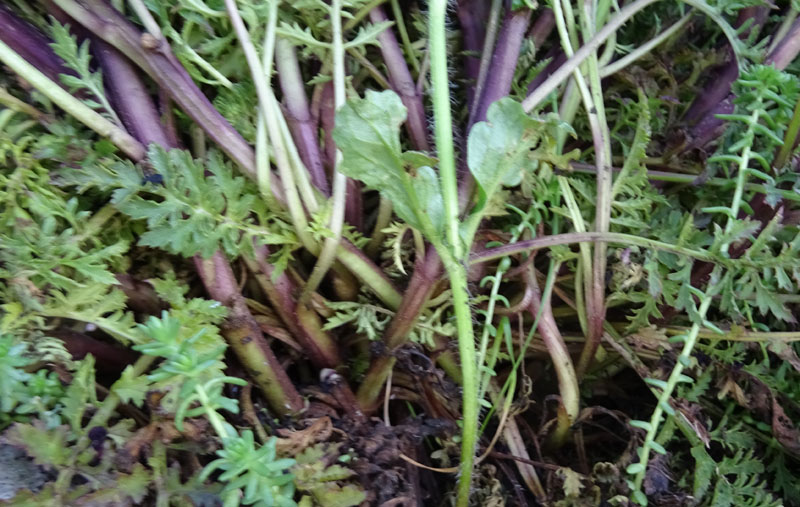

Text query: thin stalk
(246, 247), (341, 368)
(390, 0), (419, 74)
(429, 2), (478, 505)
(466, 0), (503, 127)
(0, 86), (43, 118)
(370, 6), (430, 151)
(470, 231), (721, 266)
(255, 1), (278, 208)
(126, 0), (163, 40)
(275, 37), (330, 194)
(631, 279), (718, 493)
(522, 0), (657, 112)
(721, 108), (759, 256)
(599, 12), (691, 77)
(472, 6), (532, 124)
(526, 262), (578, 447)
(775, 92), (800, 169)
(366, 196), (394, 256)
(336, 243), (403, 309)
(274, 93), (321, 214)
(302, 0), (349, 300)
(551, 0), (606, 378)
(568, 161), (800, 203)
(0, 39), (145, 160)
(196, 383), (234, 438)
(575, 0), (614, 378)
(343, 0), (389, 31)
(225, 0), (314, 249)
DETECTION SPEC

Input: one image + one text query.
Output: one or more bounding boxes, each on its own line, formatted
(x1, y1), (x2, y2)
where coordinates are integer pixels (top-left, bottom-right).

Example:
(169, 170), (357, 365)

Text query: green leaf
(62, 356), (97, 432)
(466, 98), (577, 237)
(626, 462), (645, 475)
(110, 365), (151, 406)
(334, 90), (442, 238)
(6, 422), (71, 467)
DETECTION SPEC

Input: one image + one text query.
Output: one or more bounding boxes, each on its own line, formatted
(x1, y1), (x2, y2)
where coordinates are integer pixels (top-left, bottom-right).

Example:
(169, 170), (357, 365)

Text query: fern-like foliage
(63, 145), (299, 264)
(324, 296), (456, 347)
(47, 19), (122, 126)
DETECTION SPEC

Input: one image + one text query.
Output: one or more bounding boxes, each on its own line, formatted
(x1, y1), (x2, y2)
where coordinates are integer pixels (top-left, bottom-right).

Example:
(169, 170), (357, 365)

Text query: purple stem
(95, 40), (176, 149)
(682, 7), (773, 149)
(252, 245), (342, 368)
(472, 7), (532, 124)
(49, 0), (263, 183)
(276, 38), (330, 194)
(767, 16), (800, 71)
(370, 6), (430, 151)
(0, 4), (72, 84)
(528, 8), (555, 50)
(456, 0), (490, 105)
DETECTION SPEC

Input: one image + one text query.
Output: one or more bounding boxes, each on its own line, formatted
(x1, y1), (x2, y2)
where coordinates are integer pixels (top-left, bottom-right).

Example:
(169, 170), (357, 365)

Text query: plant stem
(599, 13), (691, 77)
(246, 246), (341, 368)
(576, 0), (614, 378)
(370, 6), (430, 151)
(195, 253), (303, 415)
(0, 38), (145, 160)
(470, 231), (721, 266)
(631, 279), (718, 493)
(473, 6), (531, 125)
(275, 37), (330, 194)
(429, 2), (479, 505)
(94, 40), (176, 149)
(775, 91), (800, 169)
(302, 0), (348, 300)
(389, 0), (419, 74)
(49, 0), (263, 181)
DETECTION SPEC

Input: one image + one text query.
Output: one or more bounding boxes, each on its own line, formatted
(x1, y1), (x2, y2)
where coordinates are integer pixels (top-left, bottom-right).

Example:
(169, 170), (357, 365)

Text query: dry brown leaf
(276, 416), (333, 455)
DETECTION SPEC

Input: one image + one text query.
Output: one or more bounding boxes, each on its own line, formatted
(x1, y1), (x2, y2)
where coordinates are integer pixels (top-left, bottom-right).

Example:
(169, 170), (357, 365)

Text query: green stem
(225, 0), (314, 250)
(599, 13), (691, 77)
(255, 1), (279, 208)
(576, 0), (614, 378)
(196, 384), (233, 439)
(390, 0), (419, 74)
(568, 162), (800, 203)
(0, 39), (144, 160)
(631, 281), (718, 493)
(429, 2), (478, 505)
(775, 91), (800, 169)
(302, 0), (349, 300)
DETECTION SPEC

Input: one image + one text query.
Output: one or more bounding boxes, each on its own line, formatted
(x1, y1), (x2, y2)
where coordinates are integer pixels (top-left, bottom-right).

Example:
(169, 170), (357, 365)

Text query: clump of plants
(0, 0), (799, 505)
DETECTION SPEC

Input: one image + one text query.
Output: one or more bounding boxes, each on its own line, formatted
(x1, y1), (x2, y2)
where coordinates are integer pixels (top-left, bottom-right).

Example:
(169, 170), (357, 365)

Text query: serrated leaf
(111, 365), (151, 406)
(6, 422), (71, 467)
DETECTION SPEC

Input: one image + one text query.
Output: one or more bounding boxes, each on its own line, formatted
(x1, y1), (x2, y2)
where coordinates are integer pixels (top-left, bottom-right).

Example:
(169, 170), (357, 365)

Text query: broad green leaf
(467, 98), (577, 220)
(334, 90), (442, 238)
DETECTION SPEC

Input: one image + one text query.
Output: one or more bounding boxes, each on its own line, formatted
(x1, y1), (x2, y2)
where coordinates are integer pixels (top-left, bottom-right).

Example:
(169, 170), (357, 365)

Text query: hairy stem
(429, 2), (479, 505)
